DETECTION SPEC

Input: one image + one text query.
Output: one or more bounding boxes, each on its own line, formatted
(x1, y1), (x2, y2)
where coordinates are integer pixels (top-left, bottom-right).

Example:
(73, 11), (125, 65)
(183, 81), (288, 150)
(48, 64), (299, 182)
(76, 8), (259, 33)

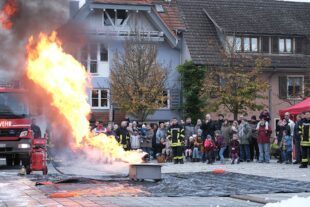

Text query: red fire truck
(0, 81), (32, 168)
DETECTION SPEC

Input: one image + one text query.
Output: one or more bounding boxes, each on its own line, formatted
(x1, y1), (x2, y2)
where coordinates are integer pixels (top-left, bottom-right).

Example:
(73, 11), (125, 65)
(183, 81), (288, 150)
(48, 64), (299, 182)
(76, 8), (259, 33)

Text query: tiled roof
(177, 0), (223, 65)
(93, 0), (152, 5)
(92, 0), (185, 32)
(177, 0), (310, 67)
(202, 0), (310, 36)
(152, 0), (185, 31)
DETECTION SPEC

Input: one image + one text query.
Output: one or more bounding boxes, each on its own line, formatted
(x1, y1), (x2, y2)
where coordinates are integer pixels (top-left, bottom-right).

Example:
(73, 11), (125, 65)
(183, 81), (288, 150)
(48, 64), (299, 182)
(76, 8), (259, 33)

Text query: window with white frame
(244, 37), (258, 52)
(91, 89), (109, 108)
(80, 44), (108, 74)
(279, 38), (292, 53)
(226, 36), (258, 52)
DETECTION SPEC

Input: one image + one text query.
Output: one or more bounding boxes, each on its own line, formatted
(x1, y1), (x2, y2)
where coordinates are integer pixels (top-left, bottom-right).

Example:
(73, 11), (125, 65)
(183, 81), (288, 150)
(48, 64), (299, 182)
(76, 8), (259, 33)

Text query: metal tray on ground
(129, 163), (162, 182)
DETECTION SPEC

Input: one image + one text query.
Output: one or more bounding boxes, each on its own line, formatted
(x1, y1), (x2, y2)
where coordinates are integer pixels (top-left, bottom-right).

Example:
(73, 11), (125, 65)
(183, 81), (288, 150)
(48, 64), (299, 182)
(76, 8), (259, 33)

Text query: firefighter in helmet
(299, 111), (310, 168)
(115, 121), (130, 151)
(167, 118), (185, 164)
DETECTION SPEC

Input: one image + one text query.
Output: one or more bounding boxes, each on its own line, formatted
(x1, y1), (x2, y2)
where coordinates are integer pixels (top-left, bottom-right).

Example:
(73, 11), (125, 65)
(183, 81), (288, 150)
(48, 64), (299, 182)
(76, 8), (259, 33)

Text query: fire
(26, 32), (143, 164)
(0, 0), (18, 30)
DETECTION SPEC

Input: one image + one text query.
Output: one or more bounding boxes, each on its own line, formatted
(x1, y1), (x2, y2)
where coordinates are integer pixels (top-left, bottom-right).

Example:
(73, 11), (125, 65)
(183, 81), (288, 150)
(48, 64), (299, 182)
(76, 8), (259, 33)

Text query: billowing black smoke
(0, 0), (69, 78)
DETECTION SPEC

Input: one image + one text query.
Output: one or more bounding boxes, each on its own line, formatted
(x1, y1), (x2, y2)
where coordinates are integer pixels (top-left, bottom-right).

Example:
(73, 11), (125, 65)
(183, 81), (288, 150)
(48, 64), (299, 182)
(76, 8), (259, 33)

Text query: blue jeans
(219, 147), (227, 161)
(258, 143), (270, 162)
(282, 150), (292, 162)
(240, 144), (250, 161)
(192, 147), (200, 159)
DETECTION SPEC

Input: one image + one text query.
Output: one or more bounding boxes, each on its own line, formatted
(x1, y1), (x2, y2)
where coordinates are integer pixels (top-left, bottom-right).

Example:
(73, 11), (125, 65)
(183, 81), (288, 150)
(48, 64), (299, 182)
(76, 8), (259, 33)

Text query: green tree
(177, 61), (206, 122)
(110, 40), (168, 122)
(203, 56), (270, 120)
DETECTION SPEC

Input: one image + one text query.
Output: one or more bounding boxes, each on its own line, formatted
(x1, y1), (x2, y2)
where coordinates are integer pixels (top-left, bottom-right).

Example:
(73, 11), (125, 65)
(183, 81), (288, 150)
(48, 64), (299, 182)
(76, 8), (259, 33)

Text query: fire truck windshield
(0, 92), (29, 118)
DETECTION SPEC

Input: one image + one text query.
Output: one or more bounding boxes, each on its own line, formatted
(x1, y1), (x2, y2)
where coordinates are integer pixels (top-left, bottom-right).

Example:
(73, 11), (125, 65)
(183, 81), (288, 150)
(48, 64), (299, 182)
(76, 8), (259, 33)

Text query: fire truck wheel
(43, 167), (48, 175)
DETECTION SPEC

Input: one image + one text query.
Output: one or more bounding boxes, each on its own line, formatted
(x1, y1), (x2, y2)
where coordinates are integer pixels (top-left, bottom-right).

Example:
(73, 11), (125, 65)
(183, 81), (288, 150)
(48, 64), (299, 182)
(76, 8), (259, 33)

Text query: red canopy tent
(279, 97), (310, 116)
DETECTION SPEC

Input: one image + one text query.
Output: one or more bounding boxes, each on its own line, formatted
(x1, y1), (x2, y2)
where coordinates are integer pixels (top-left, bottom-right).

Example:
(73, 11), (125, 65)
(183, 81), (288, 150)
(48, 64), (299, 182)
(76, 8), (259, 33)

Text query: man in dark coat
(31, 118), (41, 138)
(200, 114), (216, 162)
(115, 121), (130, 151)
(299, 111), (310, 168)
(293, 113), (304, 164)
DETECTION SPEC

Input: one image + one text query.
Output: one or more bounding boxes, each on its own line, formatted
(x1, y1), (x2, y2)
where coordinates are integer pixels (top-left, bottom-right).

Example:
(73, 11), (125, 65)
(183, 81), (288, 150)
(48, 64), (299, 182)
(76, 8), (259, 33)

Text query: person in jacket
(257, 119), (272, 163)
(238, 115), (252, 162)
(249, 115), (259, 161)
(194, 119), (202, 134)
(167, 118), (185, 164)
(230, 133), (240, 164)
(200, 114), (216, 162)
(184, 117), (195, 149)
(156, 123), (167, 156)
(130, 129), (141, 150)
(141, 124), (153, 159)
(280, 130), (292, 164)
(221, 119), (232, 158)
(215, 130), (227, 164)
(115, 121), (131, 150)
(276, 119), (291, 163)
(31, 118), (41, 138)
(293, 114), (304, 164)
(299, 111), (310, 168)
(204, 135), (215, 164)
(284, 112), (295, 138)
(201, 114), (217, 139)
(216, 114), (225, 130)
(192, 134), (202, 162)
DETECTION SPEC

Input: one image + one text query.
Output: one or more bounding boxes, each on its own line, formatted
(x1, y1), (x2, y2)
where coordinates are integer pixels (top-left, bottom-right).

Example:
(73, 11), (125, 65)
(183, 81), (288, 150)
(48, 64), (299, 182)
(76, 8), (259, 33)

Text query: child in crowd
(130, 129), (140, 150)
(215, 130), (227, 164)
(281, 130), (293, 164)
(162, 136), (172, 162)
(230, 133), (240, 164)
(192, 134), (202, 162)
(185, 136), (194, 161)
(204, 135), (215, 164)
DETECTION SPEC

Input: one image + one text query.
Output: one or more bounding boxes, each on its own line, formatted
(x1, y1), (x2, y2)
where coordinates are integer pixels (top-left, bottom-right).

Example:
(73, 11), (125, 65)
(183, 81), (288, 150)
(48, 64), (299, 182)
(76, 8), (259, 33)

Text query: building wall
(207, 71), (309, 134)
(82, 9), (182, 122)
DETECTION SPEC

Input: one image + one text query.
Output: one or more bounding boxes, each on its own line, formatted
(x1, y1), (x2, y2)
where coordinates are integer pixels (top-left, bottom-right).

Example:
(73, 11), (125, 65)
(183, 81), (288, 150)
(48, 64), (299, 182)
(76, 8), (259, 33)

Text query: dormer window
(244, 37), (258, 52)
(279, 38), (292, 53)
(226, 36), (258, 53)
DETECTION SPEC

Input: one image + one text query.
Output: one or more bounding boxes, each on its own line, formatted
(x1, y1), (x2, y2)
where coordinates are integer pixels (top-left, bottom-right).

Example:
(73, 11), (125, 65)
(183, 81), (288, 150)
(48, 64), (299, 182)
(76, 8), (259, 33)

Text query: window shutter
(303, 38), (310, 55)
(278, 76), (287, 99)
(272, 37), (279, 53)
(170, 89), (180, 109)
(261, 37), (270, 53)
(295, 38), (303, 54)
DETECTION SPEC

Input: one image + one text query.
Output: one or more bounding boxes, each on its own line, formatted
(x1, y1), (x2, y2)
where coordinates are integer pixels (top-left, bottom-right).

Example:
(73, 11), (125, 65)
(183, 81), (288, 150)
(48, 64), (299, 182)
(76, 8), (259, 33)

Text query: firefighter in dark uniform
(167, 118), (185, 164)
(299, 111), (310, 168)
(115, 121), (130, 151)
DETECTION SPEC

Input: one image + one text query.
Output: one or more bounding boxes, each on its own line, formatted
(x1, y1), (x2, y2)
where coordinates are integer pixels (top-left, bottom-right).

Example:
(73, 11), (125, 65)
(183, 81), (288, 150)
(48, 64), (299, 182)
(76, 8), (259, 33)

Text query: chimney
(69, 1), (80, 18)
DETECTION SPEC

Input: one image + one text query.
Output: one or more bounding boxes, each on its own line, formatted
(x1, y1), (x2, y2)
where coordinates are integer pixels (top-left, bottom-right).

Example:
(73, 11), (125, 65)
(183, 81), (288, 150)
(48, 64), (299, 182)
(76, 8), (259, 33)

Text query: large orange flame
(0, 0), (18, 30)
(26, 32), (143, 164)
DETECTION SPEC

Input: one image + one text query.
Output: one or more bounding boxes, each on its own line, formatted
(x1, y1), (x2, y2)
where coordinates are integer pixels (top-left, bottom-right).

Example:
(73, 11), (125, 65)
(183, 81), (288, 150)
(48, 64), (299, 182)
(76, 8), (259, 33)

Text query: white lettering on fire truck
(0, 121), (12, 127)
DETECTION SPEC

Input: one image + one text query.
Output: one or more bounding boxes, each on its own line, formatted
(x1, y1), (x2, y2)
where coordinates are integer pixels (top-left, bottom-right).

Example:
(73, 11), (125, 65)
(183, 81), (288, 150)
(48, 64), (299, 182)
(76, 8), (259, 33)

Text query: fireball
(26, 32), (143, 164)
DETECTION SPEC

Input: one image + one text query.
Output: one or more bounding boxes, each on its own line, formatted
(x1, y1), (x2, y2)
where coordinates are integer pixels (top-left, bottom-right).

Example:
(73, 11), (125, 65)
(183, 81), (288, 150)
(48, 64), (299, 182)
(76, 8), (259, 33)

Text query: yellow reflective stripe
(301, 141), (310, 146)
(302, 158), (309, 162)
